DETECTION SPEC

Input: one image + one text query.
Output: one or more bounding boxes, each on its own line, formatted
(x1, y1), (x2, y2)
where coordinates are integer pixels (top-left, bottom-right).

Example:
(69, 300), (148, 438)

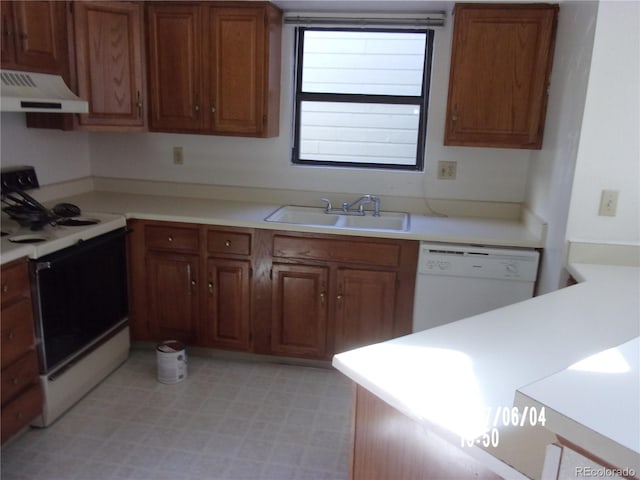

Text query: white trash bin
(156, 340), (187, 384)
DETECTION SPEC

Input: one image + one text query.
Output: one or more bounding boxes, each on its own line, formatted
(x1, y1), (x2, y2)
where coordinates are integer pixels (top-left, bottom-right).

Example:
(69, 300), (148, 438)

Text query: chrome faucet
(321, 195), (381, 216)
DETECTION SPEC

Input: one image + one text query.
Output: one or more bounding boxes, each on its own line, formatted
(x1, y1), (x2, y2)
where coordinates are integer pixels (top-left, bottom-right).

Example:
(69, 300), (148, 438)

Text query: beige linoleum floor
(1, 349), (353, 480)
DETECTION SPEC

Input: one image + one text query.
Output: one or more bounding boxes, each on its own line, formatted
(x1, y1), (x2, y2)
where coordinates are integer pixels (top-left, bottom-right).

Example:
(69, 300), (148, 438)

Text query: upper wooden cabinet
(73, 1), (147, 130)
(146, 4), (203, 132)
(444, 3), (559, 149)
(1, 1), (69, 75)
(146, 2), (281, 137)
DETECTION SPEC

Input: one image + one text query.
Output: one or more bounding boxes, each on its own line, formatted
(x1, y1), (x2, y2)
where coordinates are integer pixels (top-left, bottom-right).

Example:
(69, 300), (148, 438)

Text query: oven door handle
(35, 261), (52, 272)
(32, 228), (127, 271)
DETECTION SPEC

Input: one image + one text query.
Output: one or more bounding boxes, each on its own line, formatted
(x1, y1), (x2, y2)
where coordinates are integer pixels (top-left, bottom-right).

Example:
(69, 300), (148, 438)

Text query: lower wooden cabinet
(351, 385), (501, 480)
(270, 263), (329, 358)
(128, 220), (203, 343)
(146, 251), (200, 344)
(128, 220), (255, 350)
(127, 220), (418, 361)
(1, 258), (43, 445)
(206, 257), (251, 350)
(261, 230), (418, 361)
(334, 268), (397, 354)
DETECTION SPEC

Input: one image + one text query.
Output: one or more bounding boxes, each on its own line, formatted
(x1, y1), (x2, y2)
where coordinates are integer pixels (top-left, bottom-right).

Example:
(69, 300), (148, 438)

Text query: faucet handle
(320, 198), (332, 212)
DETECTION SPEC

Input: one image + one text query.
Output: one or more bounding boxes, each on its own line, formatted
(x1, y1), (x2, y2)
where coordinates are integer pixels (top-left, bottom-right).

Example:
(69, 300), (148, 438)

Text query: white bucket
(156, 340), (187, 384)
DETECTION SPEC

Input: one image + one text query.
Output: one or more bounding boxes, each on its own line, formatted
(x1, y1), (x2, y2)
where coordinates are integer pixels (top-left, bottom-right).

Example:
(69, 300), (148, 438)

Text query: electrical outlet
(598, 190), (619, 216)
(173, 146), (184, 165)
(438, 161), (457, 180)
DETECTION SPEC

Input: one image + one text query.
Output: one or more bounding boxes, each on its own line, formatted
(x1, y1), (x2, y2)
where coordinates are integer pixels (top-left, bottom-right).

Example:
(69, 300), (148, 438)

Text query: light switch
(173, 146), (184, 165)
(598, 190), (619, 216)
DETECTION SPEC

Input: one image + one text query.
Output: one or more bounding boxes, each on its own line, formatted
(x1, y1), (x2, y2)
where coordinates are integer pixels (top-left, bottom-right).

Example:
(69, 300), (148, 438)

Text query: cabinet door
(1, 2), (16, 65)
(8, 1), (68, 74)
(334, 269), (396, 354)
(206, 258), (251, 350)
(73, 1), (146, 129)
(147, 5), (204, 132)
(146, 252), (199, 343)
(271, 264), (328, 359)
(209, 6), (265, 135)
(444, 4), (558, 149)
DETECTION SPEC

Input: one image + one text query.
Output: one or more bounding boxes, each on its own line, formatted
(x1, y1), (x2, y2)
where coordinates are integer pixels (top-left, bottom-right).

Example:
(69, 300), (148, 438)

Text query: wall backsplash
(87, 22), (532, 205)
(0, 113), (91, 185)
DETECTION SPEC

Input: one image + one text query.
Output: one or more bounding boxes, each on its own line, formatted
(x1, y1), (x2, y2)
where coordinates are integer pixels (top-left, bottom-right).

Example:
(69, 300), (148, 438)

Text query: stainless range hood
(0, 69), (88, 113)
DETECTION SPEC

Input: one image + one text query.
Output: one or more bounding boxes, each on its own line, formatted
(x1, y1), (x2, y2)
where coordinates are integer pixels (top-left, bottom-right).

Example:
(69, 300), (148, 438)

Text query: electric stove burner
(56, 217), (100, 227)
(9, 234), (48, 244)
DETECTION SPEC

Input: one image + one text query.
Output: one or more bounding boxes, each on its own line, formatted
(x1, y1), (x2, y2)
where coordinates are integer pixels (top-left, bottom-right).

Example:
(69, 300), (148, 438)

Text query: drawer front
(1, 261), (30, 306)
(145, 225), (200, 252)
(1, 383), (43, 444)
(207, 231), (251, 255)
(273, 235), (401, 267)
(1, 299), (36, 368)
(1, 350), (39, 405)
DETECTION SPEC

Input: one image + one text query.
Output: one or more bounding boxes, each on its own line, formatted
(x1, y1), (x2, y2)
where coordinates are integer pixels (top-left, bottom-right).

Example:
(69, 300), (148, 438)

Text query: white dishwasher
(412, 243), (539, 332)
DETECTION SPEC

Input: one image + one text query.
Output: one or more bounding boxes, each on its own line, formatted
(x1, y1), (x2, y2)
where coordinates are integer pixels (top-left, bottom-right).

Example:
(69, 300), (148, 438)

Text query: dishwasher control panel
(418, 244), (539, 282)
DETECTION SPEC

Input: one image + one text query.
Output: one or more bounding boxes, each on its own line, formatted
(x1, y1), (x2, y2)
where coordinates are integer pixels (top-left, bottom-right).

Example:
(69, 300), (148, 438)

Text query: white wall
(87, 14), (532, 206)
(0, 113), (91, 185)
(525, 1), (599, 294)
(565, 0), (640, 245)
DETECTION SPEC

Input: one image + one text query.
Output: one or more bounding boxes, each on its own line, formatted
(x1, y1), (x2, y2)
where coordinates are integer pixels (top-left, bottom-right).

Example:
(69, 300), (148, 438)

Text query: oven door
(31, 228), (128, 374)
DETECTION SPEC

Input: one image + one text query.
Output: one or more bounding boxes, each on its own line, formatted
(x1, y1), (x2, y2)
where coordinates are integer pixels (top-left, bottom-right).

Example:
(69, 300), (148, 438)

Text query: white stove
(1, 168), (131, 427)
(1, 211), (126, 260)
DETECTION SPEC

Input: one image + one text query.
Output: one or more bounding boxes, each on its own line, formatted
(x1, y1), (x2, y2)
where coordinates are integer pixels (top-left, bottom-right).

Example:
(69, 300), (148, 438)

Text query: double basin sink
(265, 205), (410, 232)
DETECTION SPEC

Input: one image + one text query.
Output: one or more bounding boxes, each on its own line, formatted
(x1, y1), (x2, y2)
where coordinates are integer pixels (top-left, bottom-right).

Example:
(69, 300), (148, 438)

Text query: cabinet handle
(194, 94), (200, 113)
(167, 236), (173, 242)
(191, 280), (196, 287)
(337, 293), (343, 300)
(211, 106), (216, 113)
(136, 91), (143, 116)
(208, 282), (214, 293)
(224, 240), (231, 247)
(319, 290), (326, 302)
(2, 283), (8, 293)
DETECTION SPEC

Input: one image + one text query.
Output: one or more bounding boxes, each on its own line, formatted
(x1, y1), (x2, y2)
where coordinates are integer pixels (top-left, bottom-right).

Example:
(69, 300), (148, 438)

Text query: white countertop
(516, 336), (639, 472)
(332, 262), (640, 474)
(54, 190), (543, 245)
(514, 263), (640, 472)
(2, 190), (542, 264)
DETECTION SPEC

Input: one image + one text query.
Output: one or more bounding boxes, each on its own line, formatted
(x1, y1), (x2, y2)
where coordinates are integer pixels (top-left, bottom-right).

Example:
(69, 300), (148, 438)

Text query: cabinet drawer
(145, 225), (200, 252)
(1, 350), (39, 405)
(1, 261), (30, 306)
(1, 299), (36, 368)
(1, 383), (43, 444)
(273, 235), (401, 267)
(207, 230), (251, 255)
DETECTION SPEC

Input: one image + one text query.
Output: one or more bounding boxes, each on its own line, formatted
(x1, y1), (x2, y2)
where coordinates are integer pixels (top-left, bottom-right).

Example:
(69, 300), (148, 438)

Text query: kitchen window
(292, 28), (434, 171)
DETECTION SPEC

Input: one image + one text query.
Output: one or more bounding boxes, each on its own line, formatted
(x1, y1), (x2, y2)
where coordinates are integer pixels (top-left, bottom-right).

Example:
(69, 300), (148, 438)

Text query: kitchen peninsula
(333, 255), (640, 479)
